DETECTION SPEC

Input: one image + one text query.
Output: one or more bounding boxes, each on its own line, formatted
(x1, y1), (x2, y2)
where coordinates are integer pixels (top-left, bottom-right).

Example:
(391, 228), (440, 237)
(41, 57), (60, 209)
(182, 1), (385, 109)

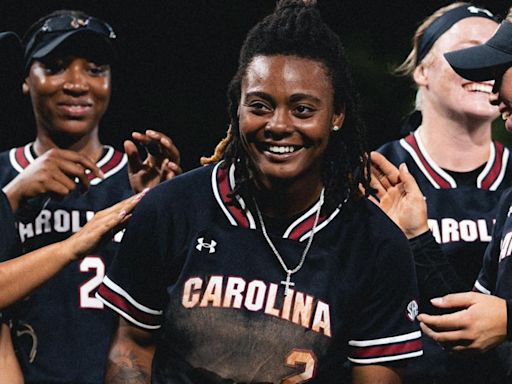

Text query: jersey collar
(211, 161), (341, 242)
(9, 143), (127, 185)
(399, 131), (509, 190)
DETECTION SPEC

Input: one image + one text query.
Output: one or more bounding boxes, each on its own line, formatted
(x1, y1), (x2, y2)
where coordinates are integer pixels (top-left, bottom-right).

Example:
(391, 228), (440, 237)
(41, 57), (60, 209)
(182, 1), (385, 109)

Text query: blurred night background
(0, 0), (510, 171)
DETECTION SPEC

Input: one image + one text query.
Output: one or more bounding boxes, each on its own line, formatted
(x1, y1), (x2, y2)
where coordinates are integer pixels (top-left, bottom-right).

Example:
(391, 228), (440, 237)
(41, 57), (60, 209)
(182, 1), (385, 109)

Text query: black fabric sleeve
(507, 299), (512, 341)
(409, 230), (466, 314)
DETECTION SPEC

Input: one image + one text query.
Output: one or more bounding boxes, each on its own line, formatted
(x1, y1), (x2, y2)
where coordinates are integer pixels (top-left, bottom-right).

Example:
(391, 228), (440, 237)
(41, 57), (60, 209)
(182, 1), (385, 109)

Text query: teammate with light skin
(368, 7), (512, 357)
(370, 121), (508, 353)
(372, 3), (512, 383)
(417, 10), (512, 354)
(98, 1), (422, 383)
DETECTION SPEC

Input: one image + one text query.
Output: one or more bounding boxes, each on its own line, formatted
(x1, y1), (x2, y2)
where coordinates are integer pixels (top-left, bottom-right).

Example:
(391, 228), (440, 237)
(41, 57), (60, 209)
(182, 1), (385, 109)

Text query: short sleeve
(96, 188), (171, 330)
(348, 221), (423, 365)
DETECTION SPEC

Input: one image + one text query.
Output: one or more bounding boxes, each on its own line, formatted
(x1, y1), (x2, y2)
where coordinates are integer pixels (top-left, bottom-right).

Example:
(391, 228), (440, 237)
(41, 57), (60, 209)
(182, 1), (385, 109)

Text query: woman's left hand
(125, 129), (182, 193)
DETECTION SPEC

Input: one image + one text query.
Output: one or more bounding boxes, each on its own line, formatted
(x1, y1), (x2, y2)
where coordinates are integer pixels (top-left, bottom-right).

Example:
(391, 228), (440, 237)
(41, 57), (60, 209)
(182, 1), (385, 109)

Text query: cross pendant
(281, 272), (295, 296)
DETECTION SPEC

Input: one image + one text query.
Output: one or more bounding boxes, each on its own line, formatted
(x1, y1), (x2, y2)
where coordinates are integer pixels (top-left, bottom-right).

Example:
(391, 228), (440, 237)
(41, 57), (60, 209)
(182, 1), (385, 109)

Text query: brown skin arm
(352, 365), (402, 384)
(0, 323), (23, 384)
(105, 317), (156, 384)
(0, 191), (145, 309)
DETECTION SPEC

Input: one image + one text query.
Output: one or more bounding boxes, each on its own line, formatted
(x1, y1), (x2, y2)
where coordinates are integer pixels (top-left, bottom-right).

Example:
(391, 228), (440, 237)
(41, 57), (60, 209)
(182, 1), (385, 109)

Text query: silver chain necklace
(253, 188), (325, 296)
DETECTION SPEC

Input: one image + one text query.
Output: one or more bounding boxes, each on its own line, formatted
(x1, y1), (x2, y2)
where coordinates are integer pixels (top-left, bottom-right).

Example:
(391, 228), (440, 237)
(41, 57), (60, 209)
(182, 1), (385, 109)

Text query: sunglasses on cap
(24, 14), (116, 71)
(31, 15), (116, 43)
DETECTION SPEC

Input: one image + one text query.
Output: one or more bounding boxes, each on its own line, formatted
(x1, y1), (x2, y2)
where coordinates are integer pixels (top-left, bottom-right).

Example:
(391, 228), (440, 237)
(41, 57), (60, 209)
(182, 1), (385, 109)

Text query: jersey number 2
(79, 256), (105, 309)
(282, 349), (317, 383)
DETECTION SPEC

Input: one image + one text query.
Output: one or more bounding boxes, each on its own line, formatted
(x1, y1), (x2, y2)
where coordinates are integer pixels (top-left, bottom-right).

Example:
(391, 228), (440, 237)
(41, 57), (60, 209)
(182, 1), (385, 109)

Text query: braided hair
(202, 0), (370, 213)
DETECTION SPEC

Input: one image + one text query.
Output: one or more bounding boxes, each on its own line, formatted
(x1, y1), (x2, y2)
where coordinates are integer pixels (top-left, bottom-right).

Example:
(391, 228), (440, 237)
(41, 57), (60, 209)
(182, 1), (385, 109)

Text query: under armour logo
(406, 300), (419, 322)
(196, 237), (217, 254)
(508, 205), (512, 217)
(467, 6), (493, 17)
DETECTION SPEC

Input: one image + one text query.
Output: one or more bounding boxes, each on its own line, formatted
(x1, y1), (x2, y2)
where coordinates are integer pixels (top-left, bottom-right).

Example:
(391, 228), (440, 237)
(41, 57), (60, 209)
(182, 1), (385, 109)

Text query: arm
(0, 322), (23, 384)
(410, 232), (466, 311)
(417, 292), (507, 353)
(0, 190), (145, 309)
(352, 365), (402, 384)
(105, 318), (155, 384)
(369, 152), (466, 300)
(125, 130), (182, 193)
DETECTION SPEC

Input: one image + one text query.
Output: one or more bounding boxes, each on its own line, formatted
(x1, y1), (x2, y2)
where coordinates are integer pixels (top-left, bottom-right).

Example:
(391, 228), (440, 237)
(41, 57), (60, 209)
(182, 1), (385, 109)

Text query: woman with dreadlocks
(98, 1), (422, 382)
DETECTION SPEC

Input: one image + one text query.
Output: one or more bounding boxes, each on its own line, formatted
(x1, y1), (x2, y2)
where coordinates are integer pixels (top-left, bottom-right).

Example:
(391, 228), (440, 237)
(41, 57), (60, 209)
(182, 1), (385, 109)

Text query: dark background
(0, 0), (510, 171)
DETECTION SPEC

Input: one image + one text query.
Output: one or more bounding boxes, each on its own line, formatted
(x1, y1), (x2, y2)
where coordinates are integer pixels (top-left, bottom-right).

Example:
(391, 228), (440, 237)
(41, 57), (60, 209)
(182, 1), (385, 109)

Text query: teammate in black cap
(98, 1), (422, 382)
(0, 10), (180, 384)
(416, 8), (512, 376)
(371, 3), (511, 383)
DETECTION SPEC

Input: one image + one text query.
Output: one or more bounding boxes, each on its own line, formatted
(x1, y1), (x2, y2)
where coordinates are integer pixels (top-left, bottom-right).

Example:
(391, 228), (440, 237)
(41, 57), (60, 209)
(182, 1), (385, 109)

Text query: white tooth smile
(267, 145), (296, 154)
(464, 83), (492, 94)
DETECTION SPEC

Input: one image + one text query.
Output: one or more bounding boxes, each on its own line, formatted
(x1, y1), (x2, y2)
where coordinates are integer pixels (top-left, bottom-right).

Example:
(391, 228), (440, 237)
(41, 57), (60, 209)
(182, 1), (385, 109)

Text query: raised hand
(124, 130), (182, 193)
(418, 292), (507, 353)
(368, 152), (429, 238)
(3, 148), (104, 212)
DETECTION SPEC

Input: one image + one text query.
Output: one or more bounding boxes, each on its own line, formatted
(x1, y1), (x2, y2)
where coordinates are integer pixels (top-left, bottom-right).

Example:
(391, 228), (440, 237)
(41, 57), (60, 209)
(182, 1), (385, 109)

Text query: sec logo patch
(406, 300), (419, 322)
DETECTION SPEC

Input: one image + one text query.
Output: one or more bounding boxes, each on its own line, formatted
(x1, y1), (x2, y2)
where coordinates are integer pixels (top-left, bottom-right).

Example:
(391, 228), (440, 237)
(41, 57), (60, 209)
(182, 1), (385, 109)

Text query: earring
(332, 125), (340, 131)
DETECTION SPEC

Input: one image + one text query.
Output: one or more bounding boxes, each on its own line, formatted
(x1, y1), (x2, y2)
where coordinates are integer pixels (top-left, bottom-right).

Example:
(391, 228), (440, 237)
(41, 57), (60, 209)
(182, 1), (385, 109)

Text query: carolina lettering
(18, 209), (124, 242)
(182, 276), (332, 337)
(428, 218), (492, 244)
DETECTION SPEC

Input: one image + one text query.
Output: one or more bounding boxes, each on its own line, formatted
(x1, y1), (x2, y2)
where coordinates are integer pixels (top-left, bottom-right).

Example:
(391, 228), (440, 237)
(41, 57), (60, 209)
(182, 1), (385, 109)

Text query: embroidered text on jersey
(428, 218), (492, 244)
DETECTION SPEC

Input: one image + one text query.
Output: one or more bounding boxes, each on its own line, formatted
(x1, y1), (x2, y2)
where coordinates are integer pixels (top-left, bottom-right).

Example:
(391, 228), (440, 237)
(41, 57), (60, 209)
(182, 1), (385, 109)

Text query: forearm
(352, 365), (402, 384)
(2, 183), (22, 213)
(0, 323), (23, 384)
(410, 231), (466, 313)
(105, 319), (155, 384)
(0, 240), (75, 309)
(507, 299), (512, 341)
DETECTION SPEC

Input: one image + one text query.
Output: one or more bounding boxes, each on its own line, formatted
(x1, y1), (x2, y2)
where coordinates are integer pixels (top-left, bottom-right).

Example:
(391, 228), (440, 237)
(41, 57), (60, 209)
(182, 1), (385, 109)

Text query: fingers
(418, 311), (467, 333)
(55, 149), (104, 181)
(398, 163), (424, 198)
(420, 322), (469, 348)
(370, 152), (400, 188)
(428, 292), (478, 309)
(124, 140), (144, 174)
(146, 130), (180, 164)
(131, 130), (181, 165)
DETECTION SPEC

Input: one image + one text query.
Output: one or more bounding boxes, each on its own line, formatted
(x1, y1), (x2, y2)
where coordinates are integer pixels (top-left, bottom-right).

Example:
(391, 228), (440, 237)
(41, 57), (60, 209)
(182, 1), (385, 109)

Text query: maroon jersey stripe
(97, 284), (160, 327)
(350, 339), (422, 359)
(288, 214), (327, 241)
(15, 147), (29, 169)
(217, 165), (249, 228)
(404, 134), (452, 189)
(481, 142), (504, 190)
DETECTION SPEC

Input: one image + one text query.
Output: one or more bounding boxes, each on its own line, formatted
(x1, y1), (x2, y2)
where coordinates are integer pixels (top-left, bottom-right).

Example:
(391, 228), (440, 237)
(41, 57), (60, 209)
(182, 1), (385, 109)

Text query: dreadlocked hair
(202, 0), (371, 213)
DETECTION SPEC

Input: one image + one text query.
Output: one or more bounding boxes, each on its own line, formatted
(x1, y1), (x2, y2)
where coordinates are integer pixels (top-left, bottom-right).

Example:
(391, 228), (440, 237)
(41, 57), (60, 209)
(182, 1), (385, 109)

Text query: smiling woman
(97, 1), (423, 383)
(0, 9), (181, 384)
(372, 3), (512, 384)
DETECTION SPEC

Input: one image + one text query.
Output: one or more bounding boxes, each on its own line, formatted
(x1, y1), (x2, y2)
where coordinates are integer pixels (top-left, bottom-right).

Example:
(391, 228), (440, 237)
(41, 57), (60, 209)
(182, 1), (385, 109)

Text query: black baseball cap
(444, 21), (512, 82)
(24, 13), (116, 72)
